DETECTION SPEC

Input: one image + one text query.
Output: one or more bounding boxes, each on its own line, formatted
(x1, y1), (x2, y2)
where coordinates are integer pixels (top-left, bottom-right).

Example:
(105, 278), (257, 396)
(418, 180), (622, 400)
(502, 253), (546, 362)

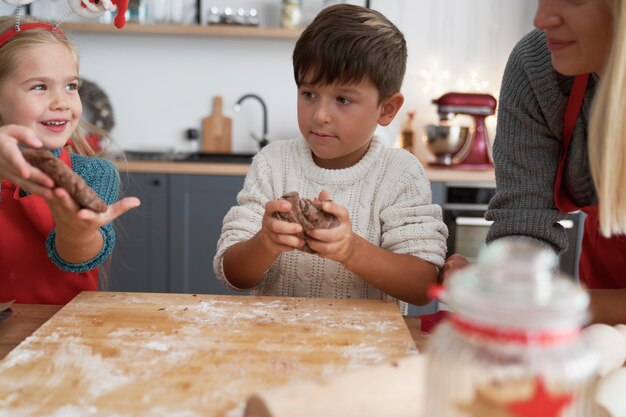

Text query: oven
(443, 183), (582, 279)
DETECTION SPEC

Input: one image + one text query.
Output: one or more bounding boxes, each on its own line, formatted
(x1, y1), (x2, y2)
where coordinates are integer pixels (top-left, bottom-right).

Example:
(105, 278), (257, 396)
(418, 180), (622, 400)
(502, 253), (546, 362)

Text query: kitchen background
(1, 0), (537, 155)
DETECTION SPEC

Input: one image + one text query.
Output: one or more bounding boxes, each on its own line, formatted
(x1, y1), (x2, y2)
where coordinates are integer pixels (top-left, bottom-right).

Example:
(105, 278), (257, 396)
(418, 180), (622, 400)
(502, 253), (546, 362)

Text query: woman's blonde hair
(589, 0), (626, 237)
(0, 15), (106, 157)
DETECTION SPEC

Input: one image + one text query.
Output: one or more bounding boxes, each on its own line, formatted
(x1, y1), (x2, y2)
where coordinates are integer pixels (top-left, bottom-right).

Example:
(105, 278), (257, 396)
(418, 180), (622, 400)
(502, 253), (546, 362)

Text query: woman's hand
(258, 198), (305, 256)
(439, 253), (471, 284)
(305, 190), (357, 264)
(47, 187), (141, 263)
(0, 125), (54, 197)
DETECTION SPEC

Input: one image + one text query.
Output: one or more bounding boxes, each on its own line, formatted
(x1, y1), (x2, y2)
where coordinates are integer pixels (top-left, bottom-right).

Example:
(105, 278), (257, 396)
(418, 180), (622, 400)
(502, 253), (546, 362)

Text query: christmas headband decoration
(0, 0), (128, 48)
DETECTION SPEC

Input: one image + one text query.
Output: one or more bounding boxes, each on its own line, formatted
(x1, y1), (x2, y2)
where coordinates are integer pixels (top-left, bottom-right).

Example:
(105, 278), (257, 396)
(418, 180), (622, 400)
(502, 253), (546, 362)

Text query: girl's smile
(0, 43), (81, 149)
(41, 119), (70, 133)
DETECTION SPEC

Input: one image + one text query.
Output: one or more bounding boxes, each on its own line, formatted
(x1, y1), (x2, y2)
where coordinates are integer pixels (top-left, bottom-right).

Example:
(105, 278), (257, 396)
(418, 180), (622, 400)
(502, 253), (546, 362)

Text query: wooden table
(0, 301), (428, 361)
(0, 292), (426, 416)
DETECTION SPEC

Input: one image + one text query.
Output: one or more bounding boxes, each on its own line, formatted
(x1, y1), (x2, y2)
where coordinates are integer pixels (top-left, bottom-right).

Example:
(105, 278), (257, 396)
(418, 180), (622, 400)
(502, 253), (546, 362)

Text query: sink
(124, 150), (255, 164)
(180, 152), (255, 164)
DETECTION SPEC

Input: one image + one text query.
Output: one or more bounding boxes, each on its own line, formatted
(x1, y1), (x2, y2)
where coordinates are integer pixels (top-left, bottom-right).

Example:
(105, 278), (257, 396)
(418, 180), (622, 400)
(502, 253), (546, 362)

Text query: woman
(441, 0), (626, 324)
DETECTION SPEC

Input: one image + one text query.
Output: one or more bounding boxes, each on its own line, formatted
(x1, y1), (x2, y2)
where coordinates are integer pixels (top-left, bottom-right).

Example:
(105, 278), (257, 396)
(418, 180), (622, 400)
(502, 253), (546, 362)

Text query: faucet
(234, 93), (269, 150)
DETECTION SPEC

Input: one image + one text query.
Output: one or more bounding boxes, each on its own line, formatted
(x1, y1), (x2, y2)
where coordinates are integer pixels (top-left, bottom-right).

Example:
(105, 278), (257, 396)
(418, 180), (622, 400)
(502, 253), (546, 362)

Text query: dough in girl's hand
(22, 149), (107, 213)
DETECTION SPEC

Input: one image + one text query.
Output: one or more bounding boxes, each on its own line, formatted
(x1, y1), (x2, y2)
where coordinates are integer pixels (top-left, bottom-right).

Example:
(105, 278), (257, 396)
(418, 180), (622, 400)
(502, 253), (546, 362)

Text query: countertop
(0, 292), (428, 416)
(116, 159), (495, 183)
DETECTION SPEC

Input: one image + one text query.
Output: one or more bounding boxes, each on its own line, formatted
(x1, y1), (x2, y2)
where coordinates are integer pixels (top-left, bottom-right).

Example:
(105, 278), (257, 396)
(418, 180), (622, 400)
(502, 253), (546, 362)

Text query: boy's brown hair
(293, 4), (407, 103)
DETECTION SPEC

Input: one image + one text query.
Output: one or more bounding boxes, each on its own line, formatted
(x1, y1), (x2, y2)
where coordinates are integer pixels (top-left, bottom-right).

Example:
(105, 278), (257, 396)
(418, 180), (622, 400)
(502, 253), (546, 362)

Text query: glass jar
(424, 241), (599, 417)
(281, 0), (302, 29)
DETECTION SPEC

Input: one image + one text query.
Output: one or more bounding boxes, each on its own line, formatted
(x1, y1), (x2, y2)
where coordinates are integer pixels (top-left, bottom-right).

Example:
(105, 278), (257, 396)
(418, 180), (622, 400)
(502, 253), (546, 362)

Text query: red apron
(554, 74), (626, 289)
(0, 149), (98, 304)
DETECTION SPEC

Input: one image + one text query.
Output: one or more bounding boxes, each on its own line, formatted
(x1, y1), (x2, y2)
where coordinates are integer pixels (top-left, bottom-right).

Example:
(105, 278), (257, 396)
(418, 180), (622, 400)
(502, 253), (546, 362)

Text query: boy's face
(0, 43), (82, 150)
(297, 73), (402, 169)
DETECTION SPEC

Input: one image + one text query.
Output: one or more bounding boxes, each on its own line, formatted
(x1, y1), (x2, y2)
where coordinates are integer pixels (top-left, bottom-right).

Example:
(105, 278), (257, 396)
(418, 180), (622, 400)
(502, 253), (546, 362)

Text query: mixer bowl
(424, 124), (470, 165)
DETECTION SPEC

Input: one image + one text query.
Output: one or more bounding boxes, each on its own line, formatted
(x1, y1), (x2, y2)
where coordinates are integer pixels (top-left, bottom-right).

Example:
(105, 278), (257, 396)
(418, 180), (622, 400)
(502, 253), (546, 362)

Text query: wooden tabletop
(0, 292), (427, 416)
(0, 301), (428, 361)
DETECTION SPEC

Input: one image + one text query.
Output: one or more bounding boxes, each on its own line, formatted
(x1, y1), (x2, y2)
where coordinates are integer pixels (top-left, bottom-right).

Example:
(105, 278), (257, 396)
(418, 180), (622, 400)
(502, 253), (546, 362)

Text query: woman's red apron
(554, 74), (626, 289)
(0, 149), (98, 304)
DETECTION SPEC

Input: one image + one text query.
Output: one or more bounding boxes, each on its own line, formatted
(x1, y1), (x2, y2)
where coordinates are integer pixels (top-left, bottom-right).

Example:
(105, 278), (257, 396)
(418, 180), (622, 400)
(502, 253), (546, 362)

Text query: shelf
(62, 22), (302, 40)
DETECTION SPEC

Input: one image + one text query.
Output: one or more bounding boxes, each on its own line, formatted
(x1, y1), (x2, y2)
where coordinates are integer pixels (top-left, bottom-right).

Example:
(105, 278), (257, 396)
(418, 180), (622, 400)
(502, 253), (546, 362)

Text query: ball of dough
(613, 324), (626, 344)
(582, 324), (626, 376)
(595, 368), (626, 417)
(274, 192), (339, 254)
(22, 148), (107, 213)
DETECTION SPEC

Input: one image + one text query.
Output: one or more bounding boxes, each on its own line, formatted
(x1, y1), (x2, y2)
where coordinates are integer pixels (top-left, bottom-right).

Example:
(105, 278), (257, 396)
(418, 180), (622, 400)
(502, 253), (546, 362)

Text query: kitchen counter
(116, 160), (495, 183)
(0, 292), (427, 416)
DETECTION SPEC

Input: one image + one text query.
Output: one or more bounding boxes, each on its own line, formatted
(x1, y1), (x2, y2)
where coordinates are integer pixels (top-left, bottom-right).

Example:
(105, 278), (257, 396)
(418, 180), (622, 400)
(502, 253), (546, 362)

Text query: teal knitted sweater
(45, 148), (119, 272)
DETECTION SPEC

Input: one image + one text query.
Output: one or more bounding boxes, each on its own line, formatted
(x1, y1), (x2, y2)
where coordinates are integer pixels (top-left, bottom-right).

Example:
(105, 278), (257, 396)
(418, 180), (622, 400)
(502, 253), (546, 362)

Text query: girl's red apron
(0, 149), (98, 304)
(554, 73), (626, 289)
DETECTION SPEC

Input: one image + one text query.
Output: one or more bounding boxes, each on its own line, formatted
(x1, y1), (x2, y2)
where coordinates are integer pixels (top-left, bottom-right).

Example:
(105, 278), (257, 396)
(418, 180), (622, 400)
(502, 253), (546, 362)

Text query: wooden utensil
(244, 354), (426, 417)
(201, 96), (232, 153)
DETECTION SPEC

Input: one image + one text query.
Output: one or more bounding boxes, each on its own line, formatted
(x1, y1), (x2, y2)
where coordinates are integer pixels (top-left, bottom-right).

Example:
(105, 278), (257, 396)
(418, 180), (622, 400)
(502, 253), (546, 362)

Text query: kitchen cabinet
(107, 172), (243, 296)
(107, 172), (169, 292)
(169, 174), (244, 295)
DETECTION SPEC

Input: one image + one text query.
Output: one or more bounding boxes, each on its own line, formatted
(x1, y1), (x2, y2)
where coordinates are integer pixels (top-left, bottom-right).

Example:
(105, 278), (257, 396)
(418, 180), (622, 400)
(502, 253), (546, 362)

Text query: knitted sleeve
(379, 159), (448, 268)
(46, 155), (119, 272)
(485, 30), (570, 253)
(213, 152), (273, 290)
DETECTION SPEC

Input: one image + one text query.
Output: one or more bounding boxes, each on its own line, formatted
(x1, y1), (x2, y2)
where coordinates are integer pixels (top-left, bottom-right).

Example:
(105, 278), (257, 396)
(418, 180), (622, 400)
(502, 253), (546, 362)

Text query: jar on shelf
(424, 240), (599, 417)
(281, 0), (302, 29)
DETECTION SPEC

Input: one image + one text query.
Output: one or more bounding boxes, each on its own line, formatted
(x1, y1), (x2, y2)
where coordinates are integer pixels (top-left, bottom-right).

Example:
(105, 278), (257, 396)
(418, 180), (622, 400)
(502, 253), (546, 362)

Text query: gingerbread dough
(274, 191), (339, 253)
(22, 148), (107, 213)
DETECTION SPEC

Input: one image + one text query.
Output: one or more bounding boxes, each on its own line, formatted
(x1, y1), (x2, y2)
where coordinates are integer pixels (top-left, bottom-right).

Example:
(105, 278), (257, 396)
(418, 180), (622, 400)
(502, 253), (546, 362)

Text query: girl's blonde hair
(0, 15), (107, 157)
(589, 0), (626, 236)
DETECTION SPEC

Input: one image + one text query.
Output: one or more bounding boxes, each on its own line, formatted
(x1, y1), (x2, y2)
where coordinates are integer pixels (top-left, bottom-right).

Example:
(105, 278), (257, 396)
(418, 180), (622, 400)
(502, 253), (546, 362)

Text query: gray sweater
(485, 29), (598, 253)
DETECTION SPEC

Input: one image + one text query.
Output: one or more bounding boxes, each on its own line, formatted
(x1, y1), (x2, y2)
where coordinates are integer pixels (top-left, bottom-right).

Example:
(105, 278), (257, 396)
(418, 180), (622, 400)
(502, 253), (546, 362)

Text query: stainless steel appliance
(443, 183), (582, 279)
(425, 92), (497, 170)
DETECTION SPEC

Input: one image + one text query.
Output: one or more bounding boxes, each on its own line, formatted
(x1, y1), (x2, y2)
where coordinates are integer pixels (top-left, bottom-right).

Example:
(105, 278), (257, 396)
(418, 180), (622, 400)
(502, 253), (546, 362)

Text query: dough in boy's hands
(274, 191), (339, 253)
(21, 149), (107, 213)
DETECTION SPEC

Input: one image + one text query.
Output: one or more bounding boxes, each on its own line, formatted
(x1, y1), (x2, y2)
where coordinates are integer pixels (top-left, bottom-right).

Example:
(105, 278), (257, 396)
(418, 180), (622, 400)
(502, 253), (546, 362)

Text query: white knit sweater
(213, 137), (448, 313)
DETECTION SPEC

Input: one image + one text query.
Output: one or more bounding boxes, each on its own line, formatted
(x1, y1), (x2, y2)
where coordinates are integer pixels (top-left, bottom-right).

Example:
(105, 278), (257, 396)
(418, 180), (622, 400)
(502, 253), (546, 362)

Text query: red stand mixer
(426, 92), (497, 170)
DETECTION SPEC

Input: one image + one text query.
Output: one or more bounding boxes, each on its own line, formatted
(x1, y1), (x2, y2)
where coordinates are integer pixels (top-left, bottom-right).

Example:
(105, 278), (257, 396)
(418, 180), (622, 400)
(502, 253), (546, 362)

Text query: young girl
(0, 16), (140, 305)
(214, 6), (447, 314)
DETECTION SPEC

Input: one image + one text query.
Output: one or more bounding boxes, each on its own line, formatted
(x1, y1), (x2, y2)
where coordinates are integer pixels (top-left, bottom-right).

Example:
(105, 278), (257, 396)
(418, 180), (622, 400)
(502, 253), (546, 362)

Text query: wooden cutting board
(201, 96), (232, 153)
(0, 292), (416, 417)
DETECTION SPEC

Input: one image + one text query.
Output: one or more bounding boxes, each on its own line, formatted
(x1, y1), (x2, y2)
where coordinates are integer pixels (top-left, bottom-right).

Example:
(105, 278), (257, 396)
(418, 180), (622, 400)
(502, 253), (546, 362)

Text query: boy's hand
(0, 125), (54, 197)
(305, 190), (356, 263)
(259, 198), (305, 256)
(439, 253), (470, 285)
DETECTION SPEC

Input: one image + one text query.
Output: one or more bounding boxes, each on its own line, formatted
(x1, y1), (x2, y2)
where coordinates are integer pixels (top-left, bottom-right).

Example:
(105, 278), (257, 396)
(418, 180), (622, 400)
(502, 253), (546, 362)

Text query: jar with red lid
(424, 241), (599, 417)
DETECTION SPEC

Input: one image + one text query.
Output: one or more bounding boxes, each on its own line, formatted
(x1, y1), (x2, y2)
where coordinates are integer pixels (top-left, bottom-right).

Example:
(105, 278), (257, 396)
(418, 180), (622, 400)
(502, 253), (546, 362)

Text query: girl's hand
(47, 187), (141, 232)
(0, 125), (54, 197)
(47, 188), (141, 263)
(258, 198), (305, 256)
(439, 253), (471, 285)
(305, 190), (357, 263)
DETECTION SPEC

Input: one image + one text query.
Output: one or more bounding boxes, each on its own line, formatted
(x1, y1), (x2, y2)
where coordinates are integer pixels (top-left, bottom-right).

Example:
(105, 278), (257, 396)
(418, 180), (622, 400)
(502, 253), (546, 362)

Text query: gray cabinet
(108, 172), (244, 296)
(169, 175), (244, 295)
(107, 172), (168, 292)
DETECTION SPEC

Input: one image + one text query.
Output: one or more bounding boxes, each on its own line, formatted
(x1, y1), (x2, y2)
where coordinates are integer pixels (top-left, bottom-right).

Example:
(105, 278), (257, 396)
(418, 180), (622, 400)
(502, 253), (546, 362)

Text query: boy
(213, 5), (447, 314)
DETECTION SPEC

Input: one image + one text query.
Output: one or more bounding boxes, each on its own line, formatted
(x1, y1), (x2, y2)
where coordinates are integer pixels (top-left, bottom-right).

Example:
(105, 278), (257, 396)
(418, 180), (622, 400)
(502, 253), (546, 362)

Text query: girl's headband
(0, 22), (64, 48)
(0, 0), (128, 47)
